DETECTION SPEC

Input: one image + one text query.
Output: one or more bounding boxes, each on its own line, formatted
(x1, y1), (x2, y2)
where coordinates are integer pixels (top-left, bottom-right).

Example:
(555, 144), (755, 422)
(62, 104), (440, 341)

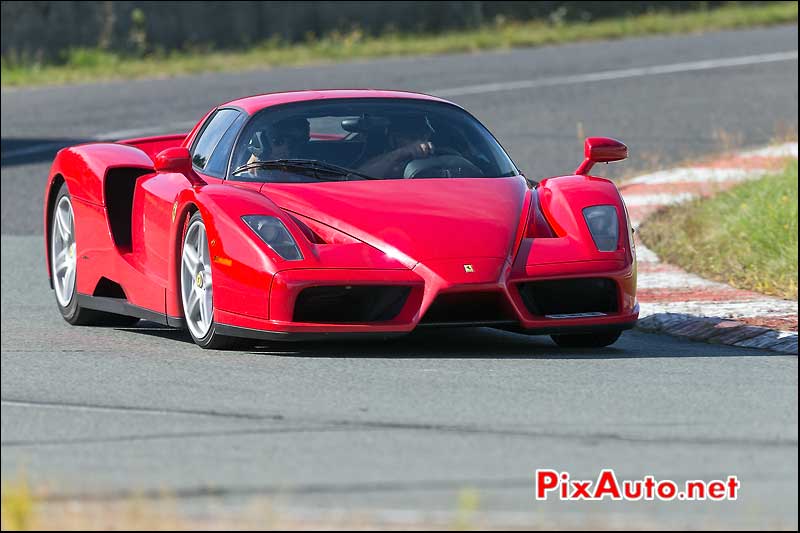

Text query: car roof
(220, 89), (454, 115)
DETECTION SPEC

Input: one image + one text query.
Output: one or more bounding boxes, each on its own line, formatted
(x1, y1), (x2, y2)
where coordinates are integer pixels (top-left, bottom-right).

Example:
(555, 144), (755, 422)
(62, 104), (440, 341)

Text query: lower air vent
(92, 277), (127, 299)
(518, 278), (618, 316)
(420, 291), (516, 325)
(293, 285), (410, 323)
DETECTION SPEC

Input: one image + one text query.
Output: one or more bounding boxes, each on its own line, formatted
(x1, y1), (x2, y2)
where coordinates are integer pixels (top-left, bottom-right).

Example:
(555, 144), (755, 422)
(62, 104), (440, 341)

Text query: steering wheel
(430, 145), (462, 157)
(403, 155), (484, 179)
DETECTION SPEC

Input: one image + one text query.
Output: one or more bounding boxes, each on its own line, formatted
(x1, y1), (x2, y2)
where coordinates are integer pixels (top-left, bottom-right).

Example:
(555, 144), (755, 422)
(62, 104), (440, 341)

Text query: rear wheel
(50, 182), (138, 326)
(551, 330), (623, 348)
(180, 212), (250, 350)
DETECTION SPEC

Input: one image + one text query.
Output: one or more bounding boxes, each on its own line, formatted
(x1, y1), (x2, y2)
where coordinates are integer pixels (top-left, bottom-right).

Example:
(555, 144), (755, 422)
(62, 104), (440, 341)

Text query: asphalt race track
(1, 26), (798, 528)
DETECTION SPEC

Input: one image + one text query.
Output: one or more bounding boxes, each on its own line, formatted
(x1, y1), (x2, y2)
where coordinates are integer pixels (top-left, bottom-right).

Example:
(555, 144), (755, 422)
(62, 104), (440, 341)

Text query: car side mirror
(575, 137), (628, 175)
(154, 147), (205, 186)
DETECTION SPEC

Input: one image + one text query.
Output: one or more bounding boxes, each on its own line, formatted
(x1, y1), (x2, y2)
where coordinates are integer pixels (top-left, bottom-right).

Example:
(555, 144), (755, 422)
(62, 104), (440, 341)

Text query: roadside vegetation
(1, 477), (34, 530)
(1, 1), (797, 88)
(639, 161), (799, 300)
(0, 477), (485, 530)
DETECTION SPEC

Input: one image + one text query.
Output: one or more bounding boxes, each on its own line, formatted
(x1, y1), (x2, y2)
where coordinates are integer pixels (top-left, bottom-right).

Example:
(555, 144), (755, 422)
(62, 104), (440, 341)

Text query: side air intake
(104, 168), (150, 251)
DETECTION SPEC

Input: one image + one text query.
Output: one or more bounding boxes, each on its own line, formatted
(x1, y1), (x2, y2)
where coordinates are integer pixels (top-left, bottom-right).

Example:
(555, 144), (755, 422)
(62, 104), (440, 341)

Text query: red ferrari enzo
(44, 90), (638, 349)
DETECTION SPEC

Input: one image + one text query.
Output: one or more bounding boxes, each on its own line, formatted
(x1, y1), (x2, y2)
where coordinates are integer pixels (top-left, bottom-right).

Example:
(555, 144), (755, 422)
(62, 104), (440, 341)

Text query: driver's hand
(407, 141), (434, 158)
(244, 153), (263, 177)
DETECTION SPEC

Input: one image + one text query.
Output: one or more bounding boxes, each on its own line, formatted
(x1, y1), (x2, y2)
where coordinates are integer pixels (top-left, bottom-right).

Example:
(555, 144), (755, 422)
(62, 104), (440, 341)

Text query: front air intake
(293, 285), (410, 323)
(518, 278), (618, 316)
(420, 291), (516, 325)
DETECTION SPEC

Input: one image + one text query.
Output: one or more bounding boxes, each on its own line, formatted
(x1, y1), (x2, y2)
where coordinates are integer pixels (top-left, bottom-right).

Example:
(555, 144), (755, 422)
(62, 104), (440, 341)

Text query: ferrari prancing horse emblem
(463, 264), (474, 273)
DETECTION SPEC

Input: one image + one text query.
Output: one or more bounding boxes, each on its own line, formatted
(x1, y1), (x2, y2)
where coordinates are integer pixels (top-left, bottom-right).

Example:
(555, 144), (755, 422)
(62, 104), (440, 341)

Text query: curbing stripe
(621, 191), (697, 207)
(637, 271), (728, 289)
(639, 299), (798, 319)
(734, 330), (798, 353)
(623, 142), (798, 354)
(626, 167), (767, 185)
(634, 243), (660, 263)
(638, 288), (750, 303)
(635, 314), (797, 354)
(740, 142), (799, 159)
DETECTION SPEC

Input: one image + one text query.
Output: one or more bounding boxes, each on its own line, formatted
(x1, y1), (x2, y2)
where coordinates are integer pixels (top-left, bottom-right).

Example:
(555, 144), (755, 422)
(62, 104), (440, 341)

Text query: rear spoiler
(117, 133), (188, 162)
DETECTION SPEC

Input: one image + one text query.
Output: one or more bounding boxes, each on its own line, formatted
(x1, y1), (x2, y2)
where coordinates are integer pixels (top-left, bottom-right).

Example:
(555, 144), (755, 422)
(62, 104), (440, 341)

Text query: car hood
(260, 177), (528, 266)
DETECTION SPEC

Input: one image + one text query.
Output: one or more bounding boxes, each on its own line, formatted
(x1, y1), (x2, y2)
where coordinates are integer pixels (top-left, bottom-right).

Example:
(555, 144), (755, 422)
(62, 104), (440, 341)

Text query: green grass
(1, 2), (797, 88)
(639, 161), (799, 300)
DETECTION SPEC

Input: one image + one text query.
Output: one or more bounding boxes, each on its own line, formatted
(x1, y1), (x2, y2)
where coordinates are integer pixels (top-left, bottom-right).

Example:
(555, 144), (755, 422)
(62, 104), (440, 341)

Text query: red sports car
(44, 90), (638, 349)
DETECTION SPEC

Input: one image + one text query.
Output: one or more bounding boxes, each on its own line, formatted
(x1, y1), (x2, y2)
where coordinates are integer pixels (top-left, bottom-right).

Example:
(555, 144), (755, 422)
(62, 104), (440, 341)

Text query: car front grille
(419, 291), (517, 325)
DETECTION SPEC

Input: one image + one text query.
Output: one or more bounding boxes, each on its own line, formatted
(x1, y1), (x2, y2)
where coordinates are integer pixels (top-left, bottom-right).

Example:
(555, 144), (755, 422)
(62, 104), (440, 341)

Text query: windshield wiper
(231, 159), (378, 181)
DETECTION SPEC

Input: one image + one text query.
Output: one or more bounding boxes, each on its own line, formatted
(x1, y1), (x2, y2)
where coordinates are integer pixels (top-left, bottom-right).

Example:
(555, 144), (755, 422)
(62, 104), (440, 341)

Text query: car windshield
(228, 98), (518, 182)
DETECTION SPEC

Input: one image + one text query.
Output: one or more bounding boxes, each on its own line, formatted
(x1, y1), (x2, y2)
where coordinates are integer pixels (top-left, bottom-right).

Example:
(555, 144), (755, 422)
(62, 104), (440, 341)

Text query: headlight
(583, 205), (619, 252)
(242, 215), (303, 260)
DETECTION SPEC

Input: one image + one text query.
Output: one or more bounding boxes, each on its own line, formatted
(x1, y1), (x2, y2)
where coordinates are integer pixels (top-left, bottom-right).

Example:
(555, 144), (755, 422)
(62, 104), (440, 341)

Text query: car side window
(191, 109), (241, 171)
(205, 113), (246, 177)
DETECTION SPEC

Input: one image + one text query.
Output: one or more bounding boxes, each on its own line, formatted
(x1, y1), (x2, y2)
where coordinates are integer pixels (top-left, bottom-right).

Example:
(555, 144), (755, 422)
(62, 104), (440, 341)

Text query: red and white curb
(620, 142), (798, 355)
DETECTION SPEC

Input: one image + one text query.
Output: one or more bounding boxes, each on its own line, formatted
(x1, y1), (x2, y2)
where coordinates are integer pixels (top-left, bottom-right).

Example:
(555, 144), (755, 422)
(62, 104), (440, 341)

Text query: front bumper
(213, 255), (639, 340)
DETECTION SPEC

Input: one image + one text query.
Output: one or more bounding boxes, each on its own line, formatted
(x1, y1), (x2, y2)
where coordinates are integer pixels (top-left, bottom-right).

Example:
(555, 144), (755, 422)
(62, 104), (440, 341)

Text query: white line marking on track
(0, 399), (223, 418)
(431, 50), (798, 97)
(98, 122), (195, 141)
(1, 121), (194, 160)
(5, 52), (796, 162)
(0, 141), (72, 160)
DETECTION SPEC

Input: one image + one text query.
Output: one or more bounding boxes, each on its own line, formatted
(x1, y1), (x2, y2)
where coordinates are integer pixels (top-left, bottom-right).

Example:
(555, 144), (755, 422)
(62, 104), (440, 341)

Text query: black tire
(50, 182), (139, 327)
(180, 211), (252, 350)
(193, 323), (255, 351)
(551, 330), (623, 348)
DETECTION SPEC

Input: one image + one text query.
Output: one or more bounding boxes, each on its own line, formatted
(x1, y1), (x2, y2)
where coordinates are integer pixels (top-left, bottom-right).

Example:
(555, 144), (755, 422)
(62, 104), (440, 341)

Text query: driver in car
(247, 117), (311, 164)
(240, 117), (311, 180)
(358, 115), (435, 178)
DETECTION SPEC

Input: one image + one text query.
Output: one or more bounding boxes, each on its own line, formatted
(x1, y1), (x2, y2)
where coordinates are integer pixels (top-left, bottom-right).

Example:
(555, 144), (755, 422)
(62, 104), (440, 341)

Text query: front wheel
(180, 212), (249, 350)
(551, 330), (623, 348)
